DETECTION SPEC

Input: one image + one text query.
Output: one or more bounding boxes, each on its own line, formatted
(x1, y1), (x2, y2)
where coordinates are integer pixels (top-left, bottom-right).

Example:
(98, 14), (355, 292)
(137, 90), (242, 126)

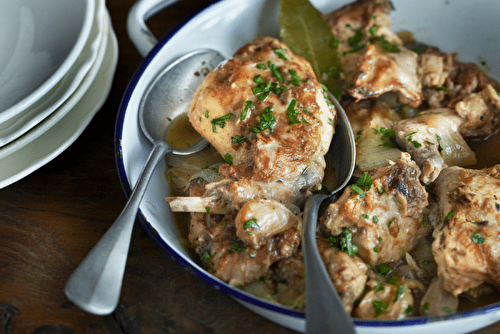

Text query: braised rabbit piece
(167, 37), (335, 284)
(168, 37), (335, 213)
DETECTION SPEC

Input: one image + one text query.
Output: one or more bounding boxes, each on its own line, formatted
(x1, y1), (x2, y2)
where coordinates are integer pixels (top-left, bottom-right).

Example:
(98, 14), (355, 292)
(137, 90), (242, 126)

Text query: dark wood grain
(0, 1), (498, 333)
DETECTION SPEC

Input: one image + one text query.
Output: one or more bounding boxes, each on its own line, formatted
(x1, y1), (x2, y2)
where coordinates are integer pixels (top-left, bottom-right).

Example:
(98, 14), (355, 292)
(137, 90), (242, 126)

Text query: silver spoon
(302, 93), (356, 333)
(64, 49), (225, 315)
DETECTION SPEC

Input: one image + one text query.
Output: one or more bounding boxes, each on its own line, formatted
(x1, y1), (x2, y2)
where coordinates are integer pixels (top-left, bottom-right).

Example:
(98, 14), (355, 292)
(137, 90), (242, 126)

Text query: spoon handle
(64, 141), (171, 315)
(303, 194), (356, 334)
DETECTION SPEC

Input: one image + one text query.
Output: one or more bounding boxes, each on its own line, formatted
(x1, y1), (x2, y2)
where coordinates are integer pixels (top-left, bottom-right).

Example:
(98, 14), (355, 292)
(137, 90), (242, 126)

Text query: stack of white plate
(0, 0), (118, 188)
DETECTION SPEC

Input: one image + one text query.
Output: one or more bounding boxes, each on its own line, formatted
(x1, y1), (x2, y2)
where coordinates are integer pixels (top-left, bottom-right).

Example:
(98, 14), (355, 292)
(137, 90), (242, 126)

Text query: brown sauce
(165, 113), (202, 149)
(468, 130), (500, 168)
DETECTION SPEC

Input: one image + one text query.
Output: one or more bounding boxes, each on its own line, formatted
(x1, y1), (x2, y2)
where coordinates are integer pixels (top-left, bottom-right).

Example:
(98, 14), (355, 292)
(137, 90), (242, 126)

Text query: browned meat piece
(455, 84), (500, 138)
(354, 277), (415, 319)
(189, 209), (301, 286)
(324, 0), (394, 84)
(393, 108), (476, 184)
(317, 238), (369, 314)
(432, 165), (500, 296)
(417, 47), (500, 138)
(320, 153), (430, 266)
(324, 0), (423, 106)
(188, 36), (335, 207)
(349, 43), (423, 107)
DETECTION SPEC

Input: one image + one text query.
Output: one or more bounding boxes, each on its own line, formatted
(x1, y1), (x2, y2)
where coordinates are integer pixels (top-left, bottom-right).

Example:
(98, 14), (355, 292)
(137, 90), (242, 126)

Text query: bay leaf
(279, 0), (341, 94)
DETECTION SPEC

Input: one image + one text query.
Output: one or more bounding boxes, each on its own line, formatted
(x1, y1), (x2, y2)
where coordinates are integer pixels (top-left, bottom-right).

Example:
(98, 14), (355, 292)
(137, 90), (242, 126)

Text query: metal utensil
(302, 93), (356, 333)
(64, 49), (224, 315)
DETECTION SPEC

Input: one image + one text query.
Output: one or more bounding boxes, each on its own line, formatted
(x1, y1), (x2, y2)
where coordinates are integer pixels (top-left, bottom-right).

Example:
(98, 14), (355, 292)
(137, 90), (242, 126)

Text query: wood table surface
(0, 0), (499, 333)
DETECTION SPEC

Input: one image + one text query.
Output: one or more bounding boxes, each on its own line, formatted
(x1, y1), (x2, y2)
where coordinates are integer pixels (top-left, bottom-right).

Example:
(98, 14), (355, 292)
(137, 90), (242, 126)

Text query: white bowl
(115, 0), (500, 333)
(0, 0), (95, 118)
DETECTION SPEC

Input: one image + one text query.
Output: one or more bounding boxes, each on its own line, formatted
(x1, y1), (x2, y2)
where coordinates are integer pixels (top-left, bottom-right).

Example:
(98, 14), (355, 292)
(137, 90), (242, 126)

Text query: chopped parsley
(350, 172), (373, 198)
(368, 25), (378, 36)
(373, 216), (379, 224)
(211, 113), (234, 133)
(205, 110), (210, 118)
(472, 232), (486, 244)
(374, 283), (385, 292)
(436, 134), (443, 151)
(289, 70), (301, 86)
(445, 210), (457, 221)
(372, 127), (396, 148)
(251, 106), (276, 134)
(377, 263), (392, 276)
(442, 306), (452, 313)
(370, 34), (400, 53)
(205, 207), (210, 213)
(405, 131), (422, 148)
(256, 63), (267, 70)
(231, 135), (246, 145)
(373, 246), (379, 253)
(422, 302), (430, 310)
(372, 300), (390, 317)
(274, 47), (288, 60)
(268, 61), (284, 83)
(224, 153), (233, 165)
(393, 285), (407, 302)
(435, 86), (448, 92)
(201, 251), (216, 261)
(326, 228), (358, 256)
(243, 218), (259, 236)
(345, 29), (365, 54)
(362, 214), (370, 219)
(287, 99), (301, 124)
(252, 76), (286, 100)
(330, 38), (340, 48)
(376, 187), (385, 195)
(229, 242), (244, 253)
(240, 100), (254, 120)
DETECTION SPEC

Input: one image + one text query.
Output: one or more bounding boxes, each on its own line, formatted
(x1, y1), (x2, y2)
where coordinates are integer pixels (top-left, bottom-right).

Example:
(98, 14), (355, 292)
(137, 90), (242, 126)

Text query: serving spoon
(302, 93), (356, 333)
(64, 49), (225, 315)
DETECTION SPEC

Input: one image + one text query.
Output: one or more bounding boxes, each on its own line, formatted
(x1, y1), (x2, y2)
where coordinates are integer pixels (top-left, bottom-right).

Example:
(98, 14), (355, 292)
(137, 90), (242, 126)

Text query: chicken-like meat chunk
(432, 165), (500, 296)
(320, 153), (430, 266)
(354, 277), (415, 319)
(324, 0), (423, 107)
(188, 37), (335, 211)
(417, 47), (500, 138)
(393, 108), (476, 184)
(317, 238), (368, 314)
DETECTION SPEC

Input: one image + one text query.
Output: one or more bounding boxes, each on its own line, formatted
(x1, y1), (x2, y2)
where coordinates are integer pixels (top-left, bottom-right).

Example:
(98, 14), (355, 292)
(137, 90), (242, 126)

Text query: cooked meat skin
(189, 37), (334, 185)
(320, 153), (430, 266)
(432, 165), (500, 296)
(418, 47), (500, 138)
(324, 0), (423, 106)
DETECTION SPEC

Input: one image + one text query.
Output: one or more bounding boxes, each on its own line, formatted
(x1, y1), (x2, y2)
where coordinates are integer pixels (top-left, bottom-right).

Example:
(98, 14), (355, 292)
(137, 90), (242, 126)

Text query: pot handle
(127, 0), (181, 57)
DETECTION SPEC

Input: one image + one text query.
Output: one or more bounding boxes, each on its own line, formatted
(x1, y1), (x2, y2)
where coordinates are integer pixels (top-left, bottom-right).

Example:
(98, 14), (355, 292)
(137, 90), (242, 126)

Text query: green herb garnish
(211, 113), (234, 133)
(472, 232), (486, 244)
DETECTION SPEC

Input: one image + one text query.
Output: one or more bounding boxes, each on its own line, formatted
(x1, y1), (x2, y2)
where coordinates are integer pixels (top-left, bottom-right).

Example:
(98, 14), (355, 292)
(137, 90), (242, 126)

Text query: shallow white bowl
(115, 0), (500, 333)
(0, 0), (95, 118)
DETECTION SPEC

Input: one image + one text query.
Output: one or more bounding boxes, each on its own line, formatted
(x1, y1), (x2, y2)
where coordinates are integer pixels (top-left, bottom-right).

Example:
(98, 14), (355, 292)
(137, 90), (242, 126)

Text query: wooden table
(0, 0), (498, 333)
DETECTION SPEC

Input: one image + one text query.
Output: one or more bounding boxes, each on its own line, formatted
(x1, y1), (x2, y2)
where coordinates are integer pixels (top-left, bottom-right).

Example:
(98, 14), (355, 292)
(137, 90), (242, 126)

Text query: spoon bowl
(302, 93), (356, 333)
(64, 49), (224, 315)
